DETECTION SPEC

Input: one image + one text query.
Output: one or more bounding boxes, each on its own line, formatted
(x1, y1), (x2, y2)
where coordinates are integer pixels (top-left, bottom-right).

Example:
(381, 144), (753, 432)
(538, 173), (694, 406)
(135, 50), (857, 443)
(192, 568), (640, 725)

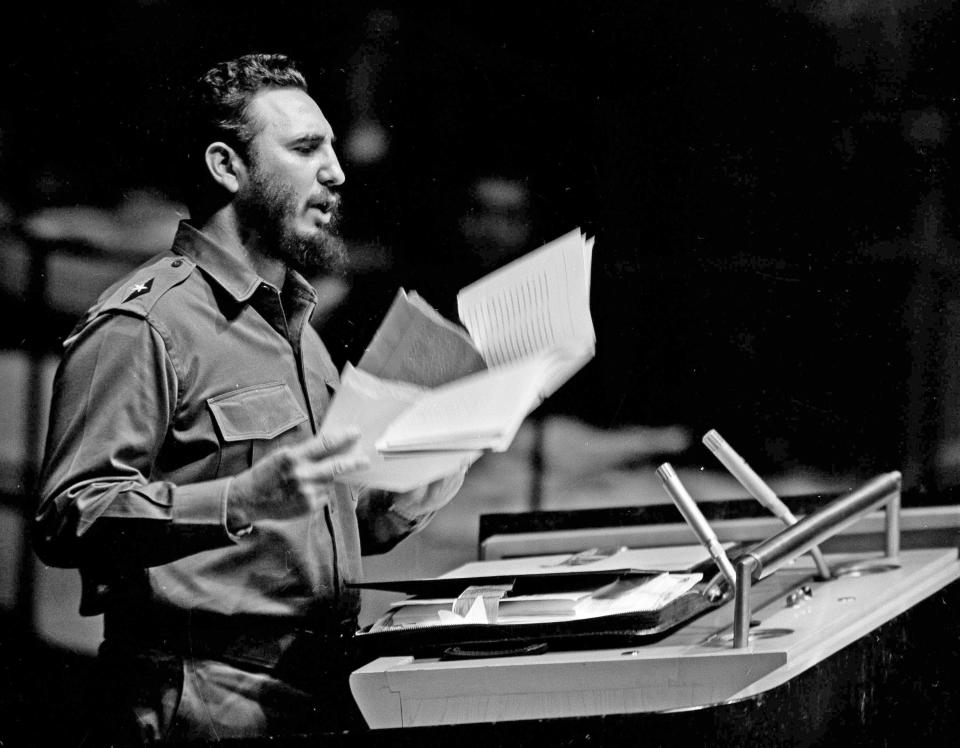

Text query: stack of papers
(367, 572), (703, 631)
(321, 228), (595, 491)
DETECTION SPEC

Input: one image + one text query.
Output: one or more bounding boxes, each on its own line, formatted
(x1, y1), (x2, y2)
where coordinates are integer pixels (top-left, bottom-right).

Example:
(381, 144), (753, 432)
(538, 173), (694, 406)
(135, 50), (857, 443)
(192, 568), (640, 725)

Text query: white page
(387, 591), (592, 609)
(356, 289), (485, 387)
(583, 234), (594, 295)
(375, 351), (557, 453)
(441, 546), (718, 577)
(370, 573), (702, 630)
(573, 573), (702, 617)
(320, 364), (480, 491)
(456, 228), (595, 368)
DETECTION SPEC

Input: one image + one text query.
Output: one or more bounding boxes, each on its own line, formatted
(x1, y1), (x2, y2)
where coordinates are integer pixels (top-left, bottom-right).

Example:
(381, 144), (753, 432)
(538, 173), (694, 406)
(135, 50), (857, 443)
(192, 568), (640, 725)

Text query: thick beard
(235, 167), (346, 277)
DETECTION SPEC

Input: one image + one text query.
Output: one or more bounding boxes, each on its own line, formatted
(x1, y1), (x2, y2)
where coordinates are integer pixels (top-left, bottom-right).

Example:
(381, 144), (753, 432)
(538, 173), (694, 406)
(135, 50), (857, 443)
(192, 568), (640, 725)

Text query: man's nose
(319, 149), (345, 187)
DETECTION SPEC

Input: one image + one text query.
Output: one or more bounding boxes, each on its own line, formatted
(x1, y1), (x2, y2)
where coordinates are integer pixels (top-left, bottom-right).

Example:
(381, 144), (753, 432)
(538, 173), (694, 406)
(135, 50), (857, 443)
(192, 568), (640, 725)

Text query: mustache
(308, 189), (341, 213)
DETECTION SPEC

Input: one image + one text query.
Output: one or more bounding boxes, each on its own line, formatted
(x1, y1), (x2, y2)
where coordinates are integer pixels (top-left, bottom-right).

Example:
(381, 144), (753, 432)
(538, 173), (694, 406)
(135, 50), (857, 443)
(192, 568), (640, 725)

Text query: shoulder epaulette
(90, 253), (196, 320)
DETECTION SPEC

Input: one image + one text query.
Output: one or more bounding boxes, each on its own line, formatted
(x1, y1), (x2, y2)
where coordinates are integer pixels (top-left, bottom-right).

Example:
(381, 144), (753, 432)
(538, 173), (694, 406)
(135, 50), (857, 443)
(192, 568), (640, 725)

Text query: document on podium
(324, 228), (595, 489)
(351, 548), (722, 656)
(366, 571), (703, 631)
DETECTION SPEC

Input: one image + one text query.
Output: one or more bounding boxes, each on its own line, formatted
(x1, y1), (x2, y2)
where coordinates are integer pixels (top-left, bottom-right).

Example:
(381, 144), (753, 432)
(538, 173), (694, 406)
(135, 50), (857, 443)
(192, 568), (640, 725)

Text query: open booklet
(321, 228), (595, 491)
(365, 571), (703, 631)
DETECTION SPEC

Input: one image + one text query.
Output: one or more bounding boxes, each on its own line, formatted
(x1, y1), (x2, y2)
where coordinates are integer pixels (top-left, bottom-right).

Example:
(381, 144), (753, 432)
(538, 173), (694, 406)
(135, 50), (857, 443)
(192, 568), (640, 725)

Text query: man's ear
(204, 142), (245, 194)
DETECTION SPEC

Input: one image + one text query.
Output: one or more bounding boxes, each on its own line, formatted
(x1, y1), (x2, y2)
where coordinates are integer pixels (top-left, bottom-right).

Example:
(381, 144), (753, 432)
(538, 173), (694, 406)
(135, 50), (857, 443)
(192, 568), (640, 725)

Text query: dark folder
(349, 557), (730, 659)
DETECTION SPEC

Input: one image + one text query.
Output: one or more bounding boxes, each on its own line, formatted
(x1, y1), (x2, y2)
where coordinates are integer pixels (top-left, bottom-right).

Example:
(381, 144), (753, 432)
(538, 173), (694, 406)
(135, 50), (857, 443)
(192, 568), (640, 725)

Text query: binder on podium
(349, 551), (732, 659)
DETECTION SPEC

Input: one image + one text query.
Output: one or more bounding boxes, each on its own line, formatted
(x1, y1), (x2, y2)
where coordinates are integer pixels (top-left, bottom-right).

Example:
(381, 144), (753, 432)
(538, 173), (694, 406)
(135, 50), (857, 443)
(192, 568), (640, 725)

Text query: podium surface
(350, 501), (960, 742)
(352, 546), (958, 728)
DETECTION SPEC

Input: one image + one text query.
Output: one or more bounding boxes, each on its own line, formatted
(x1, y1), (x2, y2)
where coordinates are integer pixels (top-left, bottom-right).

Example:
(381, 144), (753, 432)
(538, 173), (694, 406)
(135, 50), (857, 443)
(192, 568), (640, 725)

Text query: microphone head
(655, 462), (677, 483)
(702, 429), (726, 453)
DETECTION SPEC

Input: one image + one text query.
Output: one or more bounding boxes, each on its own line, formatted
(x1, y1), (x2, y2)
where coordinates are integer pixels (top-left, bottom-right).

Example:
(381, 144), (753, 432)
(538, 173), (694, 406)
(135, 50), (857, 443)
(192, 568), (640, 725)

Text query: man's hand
(227, 429), (369, 531)
(389, 466), (468, 521)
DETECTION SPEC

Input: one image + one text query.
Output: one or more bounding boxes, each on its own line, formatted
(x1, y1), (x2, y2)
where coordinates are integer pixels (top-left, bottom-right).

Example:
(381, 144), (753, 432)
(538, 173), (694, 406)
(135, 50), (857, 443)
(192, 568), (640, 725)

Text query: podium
(349, 481), (960, 745)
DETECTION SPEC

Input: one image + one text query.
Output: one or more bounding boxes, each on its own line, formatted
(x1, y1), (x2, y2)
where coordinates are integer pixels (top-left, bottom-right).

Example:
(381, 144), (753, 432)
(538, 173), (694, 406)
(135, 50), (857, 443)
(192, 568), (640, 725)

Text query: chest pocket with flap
(207, 383), (309, 472)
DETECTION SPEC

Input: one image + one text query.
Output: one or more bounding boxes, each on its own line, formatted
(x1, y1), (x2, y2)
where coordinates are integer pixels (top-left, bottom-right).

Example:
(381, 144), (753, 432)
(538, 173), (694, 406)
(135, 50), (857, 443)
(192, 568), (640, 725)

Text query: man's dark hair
(181, 53), (308, 212)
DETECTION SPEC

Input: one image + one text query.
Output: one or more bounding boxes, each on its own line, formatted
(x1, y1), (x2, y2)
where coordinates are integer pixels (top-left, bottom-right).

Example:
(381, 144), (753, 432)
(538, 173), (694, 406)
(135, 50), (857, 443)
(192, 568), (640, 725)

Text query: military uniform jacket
(34, 221), (424, 625)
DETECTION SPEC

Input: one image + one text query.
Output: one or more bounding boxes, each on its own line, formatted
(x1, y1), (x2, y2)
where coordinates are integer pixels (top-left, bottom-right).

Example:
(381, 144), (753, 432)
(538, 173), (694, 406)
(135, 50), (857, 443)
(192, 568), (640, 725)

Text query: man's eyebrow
(288, 132), (337, 145)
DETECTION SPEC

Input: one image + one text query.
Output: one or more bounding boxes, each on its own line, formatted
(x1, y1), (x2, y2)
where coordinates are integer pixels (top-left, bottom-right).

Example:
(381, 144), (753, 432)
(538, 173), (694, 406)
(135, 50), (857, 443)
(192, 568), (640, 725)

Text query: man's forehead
(248, 87), (332, 139)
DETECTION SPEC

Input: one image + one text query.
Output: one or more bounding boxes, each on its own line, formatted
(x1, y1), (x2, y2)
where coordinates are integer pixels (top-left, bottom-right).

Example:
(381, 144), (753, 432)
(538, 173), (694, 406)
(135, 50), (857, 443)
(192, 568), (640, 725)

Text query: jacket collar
(170, 220), (318, 305)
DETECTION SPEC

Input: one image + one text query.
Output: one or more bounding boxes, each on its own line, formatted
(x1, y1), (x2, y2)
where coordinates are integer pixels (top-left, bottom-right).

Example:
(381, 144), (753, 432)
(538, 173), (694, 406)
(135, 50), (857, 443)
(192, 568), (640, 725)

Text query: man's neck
(194, 209), (287, 289)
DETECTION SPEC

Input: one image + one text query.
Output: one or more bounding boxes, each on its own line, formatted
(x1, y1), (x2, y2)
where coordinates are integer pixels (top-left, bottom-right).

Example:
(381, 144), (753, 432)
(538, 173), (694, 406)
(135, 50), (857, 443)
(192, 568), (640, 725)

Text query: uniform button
(171, 259), (183, 268)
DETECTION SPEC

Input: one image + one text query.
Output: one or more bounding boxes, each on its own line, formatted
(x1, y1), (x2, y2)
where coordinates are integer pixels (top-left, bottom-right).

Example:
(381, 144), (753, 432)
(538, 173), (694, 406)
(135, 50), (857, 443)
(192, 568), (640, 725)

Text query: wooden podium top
(351, 545), (960, 730)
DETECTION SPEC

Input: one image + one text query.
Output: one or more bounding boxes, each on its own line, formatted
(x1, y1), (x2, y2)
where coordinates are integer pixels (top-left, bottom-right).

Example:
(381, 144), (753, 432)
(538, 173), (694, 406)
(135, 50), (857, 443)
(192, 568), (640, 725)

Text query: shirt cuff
(171, 477), (242, 541)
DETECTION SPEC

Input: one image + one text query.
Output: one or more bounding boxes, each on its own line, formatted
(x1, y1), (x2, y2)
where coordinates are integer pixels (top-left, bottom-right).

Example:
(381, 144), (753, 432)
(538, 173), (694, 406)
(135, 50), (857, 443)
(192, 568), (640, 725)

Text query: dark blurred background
(2, 0), (960, 742)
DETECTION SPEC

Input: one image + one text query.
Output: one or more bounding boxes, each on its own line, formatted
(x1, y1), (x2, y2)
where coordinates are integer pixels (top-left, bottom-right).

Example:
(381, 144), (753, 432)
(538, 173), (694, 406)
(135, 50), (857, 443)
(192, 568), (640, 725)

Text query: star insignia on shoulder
(123, 277), (154, 303)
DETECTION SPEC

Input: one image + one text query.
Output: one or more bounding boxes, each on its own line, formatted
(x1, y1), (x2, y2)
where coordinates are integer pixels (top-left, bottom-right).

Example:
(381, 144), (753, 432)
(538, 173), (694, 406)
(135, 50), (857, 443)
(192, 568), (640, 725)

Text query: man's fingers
(329, 455), (371, 477)
(299, 429), (361, 460)
(301, 455), (370, 483)
(301, 454), (371, 483)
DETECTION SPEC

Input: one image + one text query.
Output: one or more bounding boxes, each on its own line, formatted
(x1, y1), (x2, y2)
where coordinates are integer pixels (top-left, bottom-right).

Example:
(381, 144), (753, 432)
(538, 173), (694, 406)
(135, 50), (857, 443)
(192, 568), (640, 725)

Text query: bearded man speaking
(33, 53), (465, 744)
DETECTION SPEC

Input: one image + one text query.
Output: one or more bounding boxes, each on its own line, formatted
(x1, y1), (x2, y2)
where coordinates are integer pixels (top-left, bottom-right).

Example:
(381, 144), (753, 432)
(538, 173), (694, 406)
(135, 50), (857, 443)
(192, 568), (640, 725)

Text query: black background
(2, 0), (959, 480)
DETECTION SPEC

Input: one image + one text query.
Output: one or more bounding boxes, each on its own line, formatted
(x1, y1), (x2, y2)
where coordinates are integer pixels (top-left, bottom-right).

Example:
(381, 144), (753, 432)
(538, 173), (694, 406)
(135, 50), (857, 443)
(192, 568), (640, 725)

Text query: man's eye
(294, 144), (317, 154)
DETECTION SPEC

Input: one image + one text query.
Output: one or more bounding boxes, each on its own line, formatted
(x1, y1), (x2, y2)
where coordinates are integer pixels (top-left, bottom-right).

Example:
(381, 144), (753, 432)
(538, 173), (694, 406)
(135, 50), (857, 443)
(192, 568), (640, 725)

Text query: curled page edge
(322, 364), (480, 492)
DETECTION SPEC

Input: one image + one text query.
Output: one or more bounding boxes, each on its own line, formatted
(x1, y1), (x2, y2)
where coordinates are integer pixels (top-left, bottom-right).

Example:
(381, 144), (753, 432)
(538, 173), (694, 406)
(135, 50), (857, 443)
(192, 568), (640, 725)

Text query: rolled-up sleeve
(34, 312), (236, 569)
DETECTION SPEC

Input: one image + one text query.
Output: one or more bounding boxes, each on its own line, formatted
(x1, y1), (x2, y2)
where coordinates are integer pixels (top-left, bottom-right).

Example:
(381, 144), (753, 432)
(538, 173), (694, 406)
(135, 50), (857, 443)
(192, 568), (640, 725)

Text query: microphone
(702, 429), (831, 579)
(656, 462), (736, 589)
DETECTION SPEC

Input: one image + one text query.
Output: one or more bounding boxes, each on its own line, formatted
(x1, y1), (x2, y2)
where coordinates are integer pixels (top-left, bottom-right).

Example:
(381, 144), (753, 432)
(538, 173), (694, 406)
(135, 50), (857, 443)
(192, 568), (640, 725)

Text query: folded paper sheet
(323, 228), (595, 489)
(322, 364), (481, 492)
